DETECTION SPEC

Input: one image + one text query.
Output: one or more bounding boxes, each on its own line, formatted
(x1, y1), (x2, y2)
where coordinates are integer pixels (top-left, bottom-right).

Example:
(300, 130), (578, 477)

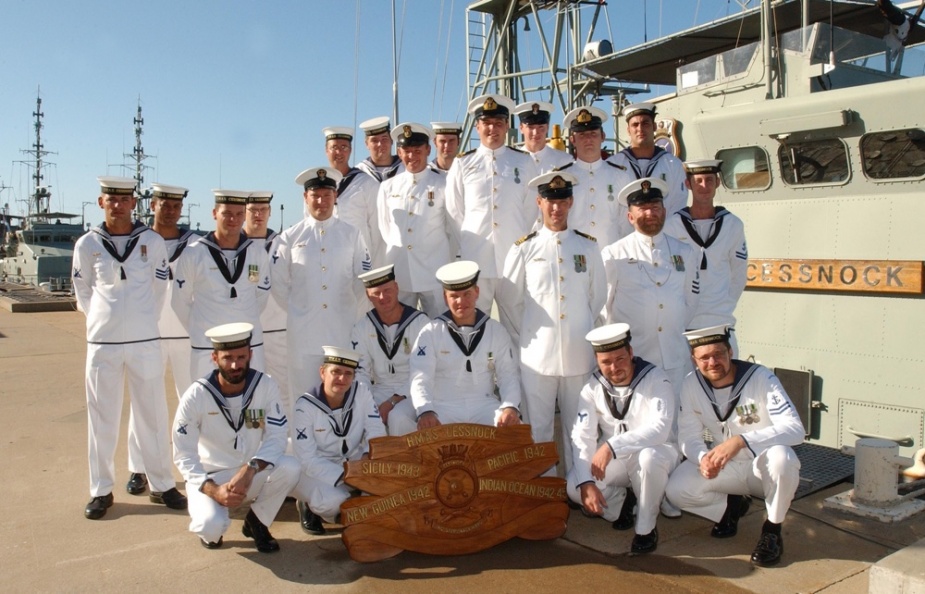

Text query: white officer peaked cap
(528, 171), (578, 199)
(323, 126), (354, 141)
(212, 189), (250, 205)
(684, 159), (723, 175)
(683, 324), (733, 348)
(150, 183), (188, 201)
(436, 260), (480, 291)
(467, 94), (515, 118)
(431, 122), (463, 135)
(586, 323), (632, 353)
(98, 176), (137, 196)
(295, 166), (343, 190)
(391, 122), (434, 146)
(622, 102), (657, 120)
(205, 322), (254, 351)
(358, 264), (396, 288)
(514, 101), (555, 124)
(359, 116), (391, 136)
(563, 105), (609, 132)
(617, 177), (669, 207)
(322, 345), (361, 369)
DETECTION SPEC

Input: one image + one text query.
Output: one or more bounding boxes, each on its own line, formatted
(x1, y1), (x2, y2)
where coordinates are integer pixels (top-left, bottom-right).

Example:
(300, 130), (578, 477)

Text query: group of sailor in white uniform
(72, 93), (798, 567)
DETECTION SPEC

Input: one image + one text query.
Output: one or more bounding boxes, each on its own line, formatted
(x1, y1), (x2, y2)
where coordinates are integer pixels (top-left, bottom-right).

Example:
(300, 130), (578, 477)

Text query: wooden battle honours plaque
(746, 259), (924, 294)
(340, 423), (567, 562)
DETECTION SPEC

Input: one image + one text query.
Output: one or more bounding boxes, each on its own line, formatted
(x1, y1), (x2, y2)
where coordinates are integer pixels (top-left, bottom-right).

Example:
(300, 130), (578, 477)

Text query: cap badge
(577, 109), (592, 124)
(317, 169), (327, 180)
(403, 125), (412, 138)
(483, 97), (497, 111)
(531, 103), (539, 114)
(548, 176), (566, 190)
(641, 180), (651, 194)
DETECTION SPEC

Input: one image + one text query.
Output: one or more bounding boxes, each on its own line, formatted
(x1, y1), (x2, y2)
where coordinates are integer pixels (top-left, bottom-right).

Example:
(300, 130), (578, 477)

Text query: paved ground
(2, 308), (923, 593)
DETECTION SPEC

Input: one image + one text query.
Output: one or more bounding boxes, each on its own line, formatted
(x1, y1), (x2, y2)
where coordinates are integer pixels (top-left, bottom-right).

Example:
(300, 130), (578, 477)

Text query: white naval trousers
(384, 399), (418, 436)
(665, 444), (801, 524)
(261, 330), (291, 418)
(86, 341), (174, 496)
(520, 368), (587, 474)
(293, 473), (353, 524)
(186, 455), (300, 543)
(567, 443), (680, 534)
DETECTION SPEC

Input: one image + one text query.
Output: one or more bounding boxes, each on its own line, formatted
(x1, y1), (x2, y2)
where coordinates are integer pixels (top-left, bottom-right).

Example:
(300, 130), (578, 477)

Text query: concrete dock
(2, 308), (923, 593)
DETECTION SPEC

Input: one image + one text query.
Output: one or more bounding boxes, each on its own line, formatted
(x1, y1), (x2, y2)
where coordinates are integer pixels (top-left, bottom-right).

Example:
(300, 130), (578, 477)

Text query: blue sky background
(0, 0), (741, 229)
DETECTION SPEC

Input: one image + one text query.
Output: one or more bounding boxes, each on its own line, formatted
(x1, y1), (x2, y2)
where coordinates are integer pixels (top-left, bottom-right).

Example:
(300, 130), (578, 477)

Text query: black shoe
(84, 493), (114, 520)
(711, 495), (751, 539)
(630, 528), (659, 555)
(243, 509), (280, 553)
(298, 500), (326, 535)
(751, 531), (783, 567)
(126, 473), (148, 495)
(149, 487), (188, 510)
(200, 536), (223, 549)
(611, 489), (637, 531)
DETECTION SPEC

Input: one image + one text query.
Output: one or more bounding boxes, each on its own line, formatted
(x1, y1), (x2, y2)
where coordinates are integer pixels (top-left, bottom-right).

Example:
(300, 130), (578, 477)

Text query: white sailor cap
(585, 323), (632, 353)
(528, 171), (578, 199)
(150, 183), (188, 201)
(617, 177), (669, 207)
(467, 94), (514, 119)
(98, 176), (137, 196)
(247, 191), (273, 204)
(563, 106), (608, 132)
(322, 345), (361, 369)
(683, 324), (733, 348)
(684, 159), (723, 175)
(323, 126), (354, 142)
(212, 189), (250, 205)
(514, 101), (554, 125)
(622, 102), (657, 121)
(295, 166), (343, 191)
(358, 264), (396, 288)
(431, 122), (463, 135)
(391, 122), (433, 147)
(205, 322), (253, 351)
(436, 260), (480, 291)
(359, 116), (391, 137)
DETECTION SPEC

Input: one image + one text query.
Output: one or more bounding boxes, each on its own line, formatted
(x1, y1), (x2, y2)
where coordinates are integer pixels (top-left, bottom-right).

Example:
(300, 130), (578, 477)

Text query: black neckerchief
(263, 229), (278, 253)
(595, 357), (656, 433)
(167, 229), (197, 279)
(338, 168), (363, 194)
(696, 359), (760, 423)
(366, 305), (425, 373)
(678, 207), (728, 270)
(197, 368), (262, 448)
(621, 145), (668, 179)
(200, 231), (252, 298)
(95, 220), (147, 280)
(436, 309), (489, 373)
(303, 383), (357, 455)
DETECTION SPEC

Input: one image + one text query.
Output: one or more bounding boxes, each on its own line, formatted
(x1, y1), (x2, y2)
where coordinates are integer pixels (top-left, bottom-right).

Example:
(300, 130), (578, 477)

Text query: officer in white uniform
(323, 126), (384, 267)
(446, 94), (540, 311)
(602, 178), (700, 400)
(666, 325), (803, 567)
(126, 182), (195, 497)
(497, 171), (605, 473)
(558, 106), (636, 246)
(608, 103), (687, 217)
(173, 323), (300, 551)
(291, 346), (387, 534)
(271, 166), (371, 398)
(567, 323), (679, 555)
(244, 191), (290, 412)
(350, 265), (429, 435)
(430, 122), (463, 172)
(663, 159), (748, 354)
(73, 176), (186, 519)
(356, 116), (405, 182)
(513, 101), (573, 174)
(377, 122), (453, 317)
(173, 189), (271, 381)
(409, 261), (522, 431)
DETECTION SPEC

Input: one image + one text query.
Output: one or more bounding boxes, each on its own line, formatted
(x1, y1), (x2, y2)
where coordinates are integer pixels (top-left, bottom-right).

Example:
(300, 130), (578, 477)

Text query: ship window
(860, 129), (925, 180)
(778, 139), (849, 185)
(715, 147), (771, 190)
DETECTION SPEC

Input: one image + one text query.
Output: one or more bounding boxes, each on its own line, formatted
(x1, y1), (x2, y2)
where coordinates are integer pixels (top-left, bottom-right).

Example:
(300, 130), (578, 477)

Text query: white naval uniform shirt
(357, 155), (405, 183)
(377, 167), (452, 293)
(254, 230), (287, 335)
(172, 232), (271, 350)
(350, 305), (430, 406)
(410, 310), (522, 418)
(608, 147), (688, 216)
(335, 167), (384, 267)
(678, 362), (804, 465)
(498, 227), (606, 376)
(571, 359), (676, 486)
(446, 145), (540, 278)
(528, 145), (573, 174)
(559, 159), (637, 247)
(602, 231), (700, 371)
(73, 222), (169, 343)
(172, 369), (289, 489)
(292, 381), (386, 487)
(663, 207), (748, 328)
(158, 231), (197, 340)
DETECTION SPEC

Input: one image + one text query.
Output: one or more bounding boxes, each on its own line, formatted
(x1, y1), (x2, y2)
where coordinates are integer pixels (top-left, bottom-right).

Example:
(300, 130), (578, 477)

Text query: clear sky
(0, 0), (737, 230)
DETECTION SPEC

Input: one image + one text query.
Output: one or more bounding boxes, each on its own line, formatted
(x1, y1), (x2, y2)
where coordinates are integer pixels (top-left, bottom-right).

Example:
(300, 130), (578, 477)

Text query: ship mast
(127, 99), (153, 220)
(18, 92), (57, 221)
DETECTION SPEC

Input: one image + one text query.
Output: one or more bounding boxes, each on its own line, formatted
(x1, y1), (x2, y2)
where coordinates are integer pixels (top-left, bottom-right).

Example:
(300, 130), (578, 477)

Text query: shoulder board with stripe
(573, 230), (597, 242)
(508, 146), (528, 154)
(461, 148), (478, 157)
(606, 161), (627, 171)
(556, 162), (575, 171)
(514, 231), (538, 246)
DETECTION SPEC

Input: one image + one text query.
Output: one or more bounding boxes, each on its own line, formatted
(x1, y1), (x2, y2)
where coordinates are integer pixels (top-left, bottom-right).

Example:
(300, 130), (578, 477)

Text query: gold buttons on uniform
(559, 276), (564, 282)
(320, 248), (326, 253)
(590, 204), (595, 210)
(407, 245), (413, 249)
(559, 295), (564, 301)
(656, 281), (661, 286)
(322, 285), (327, 290)
(659, 304), (664, 309)
(558, 258), (563, 263)
(560, 314), (566, 320)
(658, 326), (662, 332)
(322, 304), (328, 309)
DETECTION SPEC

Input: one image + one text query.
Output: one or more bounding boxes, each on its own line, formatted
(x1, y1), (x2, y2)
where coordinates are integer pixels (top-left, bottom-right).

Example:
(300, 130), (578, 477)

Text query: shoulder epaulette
(606, 161), (627, 171)
(573, 230), (597, 242)
(556, 162), (575, 171)
(461, 148), (477, 157)
(426, 163), (446, 175)
(514, 231), (538, 246)
(508, 146), (528, 154)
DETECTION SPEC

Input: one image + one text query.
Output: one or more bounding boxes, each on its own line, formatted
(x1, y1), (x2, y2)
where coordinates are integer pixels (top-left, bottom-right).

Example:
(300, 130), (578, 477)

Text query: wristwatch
(247, 459), (261, 471)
